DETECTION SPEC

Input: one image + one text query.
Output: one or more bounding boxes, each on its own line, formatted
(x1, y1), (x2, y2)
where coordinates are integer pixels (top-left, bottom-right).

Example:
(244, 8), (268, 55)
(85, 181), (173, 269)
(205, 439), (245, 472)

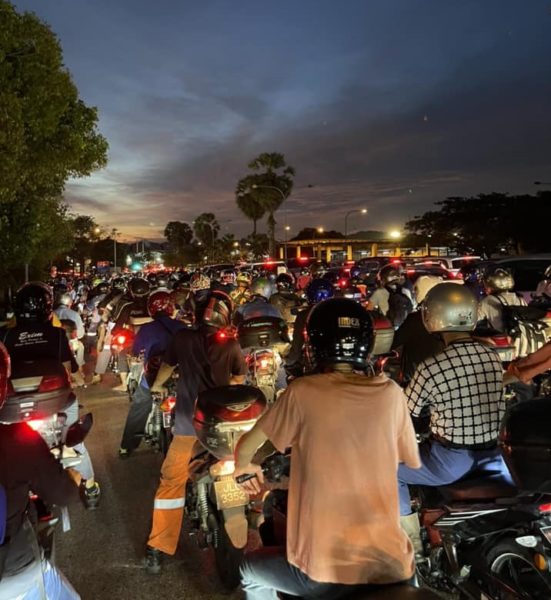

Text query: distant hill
(347, 230), (387, 240)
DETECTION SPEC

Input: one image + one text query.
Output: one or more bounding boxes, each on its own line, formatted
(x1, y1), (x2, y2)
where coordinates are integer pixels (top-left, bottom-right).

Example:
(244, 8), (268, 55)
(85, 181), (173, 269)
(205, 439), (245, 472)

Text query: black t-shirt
(164, 327), (247, 435)
(0, 423), (76, 576)
(1, 322), (78, 373)
(114, 297), (149, 329)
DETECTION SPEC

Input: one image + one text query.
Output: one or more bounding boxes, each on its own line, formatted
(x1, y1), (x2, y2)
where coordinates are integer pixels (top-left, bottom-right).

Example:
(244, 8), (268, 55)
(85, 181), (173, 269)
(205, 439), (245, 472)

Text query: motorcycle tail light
(539, 503), (551, 514)
(160, 396), (176, 412)
(27, 419), (44, 431)
(39, 374), (69, 392)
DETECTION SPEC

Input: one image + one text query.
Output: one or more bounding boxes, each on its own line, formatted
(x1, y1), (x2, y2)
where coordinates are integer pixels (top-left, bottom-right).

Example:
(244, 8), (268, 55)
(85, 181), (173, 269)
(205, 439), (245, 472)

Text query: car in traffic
(411, 256), (481, 277)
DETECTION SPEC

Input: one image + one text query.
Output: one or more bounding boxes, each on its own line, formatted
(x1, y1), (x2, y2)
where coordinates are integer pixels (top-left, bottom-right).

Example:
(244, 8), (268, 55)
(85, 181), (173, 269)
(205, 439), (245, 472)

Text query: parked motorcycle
(185, 384), (266, 590)
(237, 316), (289, 403)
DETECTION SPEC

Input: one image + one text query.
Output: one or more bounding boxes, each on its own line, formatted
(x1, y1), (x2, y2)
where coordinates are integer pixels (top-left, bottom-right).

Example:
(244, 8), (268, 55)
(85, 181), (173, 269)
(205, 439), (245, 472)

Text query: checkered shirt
(406, 340), (505, 447)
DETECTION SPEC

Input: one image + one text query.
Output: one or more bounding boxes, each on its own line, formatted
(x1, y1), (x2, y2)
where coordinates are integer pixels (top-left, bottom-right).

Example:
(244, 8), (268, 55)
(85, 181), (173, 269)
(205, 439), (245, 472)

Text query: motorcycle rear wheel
(486, 541), (551, 599)
(208, 513), (244, 591)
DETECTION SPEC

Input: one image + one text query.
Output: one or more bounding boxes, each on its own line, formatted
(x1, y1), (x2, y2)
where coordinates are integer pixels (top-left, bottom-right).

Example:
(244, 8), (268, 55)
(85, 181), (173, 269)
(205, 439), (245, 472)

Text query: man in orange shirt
(234, 298), (421, 599)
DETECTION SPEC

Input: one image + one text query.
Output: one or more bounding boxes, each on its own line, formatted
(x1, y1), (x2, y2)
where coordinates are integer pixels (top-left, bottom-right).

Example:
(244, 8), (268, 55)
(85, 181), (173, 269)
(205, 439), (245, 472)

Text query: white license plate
(162, 411), (172, 428)
(214, 478), (248, 510)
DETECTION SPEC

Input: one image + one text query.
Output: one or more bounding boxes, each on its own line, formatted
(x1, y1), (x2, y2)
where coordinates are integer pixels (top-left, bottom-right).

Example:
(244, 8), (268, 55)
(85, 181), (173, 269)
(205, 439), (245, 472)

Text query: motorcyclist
(144, 289), (247, 573)
(296, 266), (312, 292)
(187, 273), (212, 323)
(233, 277), (281, 326)
(216, 268), (237, 295)
(0, 342), (81, 598)
(230, 271), (252, 306)
(533, 264), (551, 304)
(367, 265), (414, 328)
(233, 298), (421, 598)
(1, 282), (101, 509)
(284, 278), (334, 379)
(397, 283), (510, 553)
(118, 290), (186, 458)
(54, 290), (86, 374)
(478, 267), (526, 332)
(269, 273), (301, 325)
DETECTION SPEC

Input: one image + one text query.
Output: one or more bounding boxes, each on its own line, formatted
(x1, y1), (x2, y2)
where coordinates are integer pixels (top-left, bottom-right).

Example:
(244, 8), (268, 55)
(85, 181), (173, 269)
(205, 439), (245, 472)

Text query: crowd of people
(1, 258), (551, 599)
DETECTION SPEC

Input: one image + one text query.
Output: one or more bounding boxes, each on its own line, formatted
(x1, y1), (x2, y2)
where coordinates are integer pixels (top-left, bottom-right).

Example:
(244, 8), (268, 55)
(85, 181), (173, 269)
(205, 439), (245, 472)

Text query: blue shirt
(132, 316), (186, 389)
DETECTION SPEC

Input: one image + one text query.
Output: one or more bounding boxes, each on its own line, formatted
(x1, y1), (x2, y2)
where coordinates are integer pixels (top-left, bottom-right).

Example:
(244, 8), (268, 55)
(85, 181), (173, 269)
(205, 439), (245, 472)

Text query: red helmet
(0, 342), (11, 410)
(147, 290), (176, 318)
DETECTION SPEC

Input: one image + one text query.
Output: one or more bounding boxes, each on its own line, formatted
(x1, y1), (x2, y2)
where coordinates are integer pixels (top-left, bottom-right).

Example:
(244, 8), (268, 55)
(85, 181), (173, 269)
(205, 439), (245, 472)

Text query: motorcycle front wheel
(486, 540), (551, 599)
(208, 513), (244, 591)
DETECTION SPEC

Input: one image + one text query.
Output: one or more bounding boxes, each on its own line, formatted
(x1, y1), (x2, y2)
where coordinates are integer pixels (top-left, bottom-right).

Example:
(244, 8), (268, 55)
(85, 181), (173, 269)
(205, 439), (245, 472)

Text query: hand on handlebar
(233, 463), (264, 495)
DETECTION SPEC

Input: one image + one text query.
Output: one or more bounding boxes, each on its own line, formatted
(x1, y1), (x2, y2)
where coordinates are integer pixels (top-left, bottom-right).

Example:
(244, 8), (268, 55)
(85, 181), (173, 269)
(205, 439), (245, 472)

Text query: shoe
(90, 374), (101, 385)
(80, 481), (101, 510)
(118, 447), (131, 460)
(145, 545), (162, 574)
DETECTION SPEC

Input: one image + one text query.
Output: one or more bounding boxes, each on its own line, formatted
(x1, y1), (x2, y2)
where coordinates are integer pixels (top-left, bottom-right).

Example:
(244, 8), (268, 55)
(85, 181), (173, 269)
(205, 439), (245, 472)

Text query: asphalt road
(56, 374), (242, 600)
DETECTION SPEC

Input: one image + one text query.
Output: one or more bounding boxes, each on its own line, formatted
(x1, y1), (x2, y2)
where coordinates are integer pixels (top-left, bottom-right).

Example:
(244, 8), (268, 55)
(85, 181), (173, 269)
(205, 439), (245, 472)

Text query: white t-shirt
(478, 292), (526, 332)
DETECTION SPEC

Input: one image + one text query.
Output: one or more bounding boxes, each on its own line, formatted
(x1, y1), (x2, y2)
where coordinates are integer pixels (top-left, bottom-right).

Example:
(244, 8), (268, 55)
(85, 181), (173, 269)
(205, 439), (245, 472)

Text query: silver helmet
(250, 277), (276, 300)
(422, 282), (478, 333)
(483, 268), (514, 293)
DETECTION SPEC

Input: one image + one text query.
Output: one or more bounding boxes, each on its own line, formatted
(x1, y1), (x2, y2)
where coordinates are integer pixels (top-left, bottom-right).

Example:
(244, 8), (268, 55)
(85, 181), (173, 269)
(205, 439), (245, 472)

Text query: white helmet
(414, 276), (444, 304)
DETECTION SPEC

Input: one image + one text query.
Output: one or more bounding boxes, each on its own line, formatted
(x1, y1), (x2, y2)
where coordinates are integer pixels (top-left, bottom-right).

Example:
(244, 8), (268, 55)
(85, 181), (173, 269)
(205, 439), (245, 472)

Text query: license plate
(214, 478), (248, 510)
(162, 411), (172, 428)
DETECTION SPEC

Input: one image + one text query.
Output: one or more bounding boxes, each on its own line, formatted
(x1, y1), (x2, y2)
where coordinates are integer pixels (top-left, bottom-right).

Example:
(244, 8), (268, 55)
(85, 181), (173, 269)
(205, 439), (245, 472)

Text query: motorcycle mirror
(65, 412), (93, 447)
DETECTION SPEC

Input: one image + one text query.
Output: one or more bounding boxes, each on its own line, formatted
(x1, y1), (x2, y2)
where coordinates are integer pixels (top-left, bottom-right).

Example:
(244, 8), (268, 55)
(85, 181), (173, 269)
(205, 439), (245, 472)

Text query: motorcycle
(185, 384), (266, 590)
(409, 397), (551, 599)
(237, 316), (290, 404)
(145, 378), (176, 456)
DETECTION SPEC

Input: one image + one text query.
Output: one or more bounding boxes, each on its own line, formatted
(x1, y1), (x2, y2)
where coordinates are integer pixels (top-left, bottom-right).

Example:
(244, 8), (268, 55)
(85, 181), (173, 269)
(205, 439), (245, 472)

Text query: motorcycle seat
(278, 584), (440, 599)
(438, 474), (517, 502)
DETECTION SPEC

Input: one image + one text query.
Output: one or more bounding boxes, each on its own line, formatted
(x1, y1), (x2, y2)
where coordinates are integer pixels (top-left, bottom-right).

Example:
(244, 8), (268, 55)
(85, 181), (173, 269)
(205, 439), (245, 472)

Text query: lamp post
(111, 228), (120, 273)
(284, 225), (290, 262)
(344, 208), (367, 239)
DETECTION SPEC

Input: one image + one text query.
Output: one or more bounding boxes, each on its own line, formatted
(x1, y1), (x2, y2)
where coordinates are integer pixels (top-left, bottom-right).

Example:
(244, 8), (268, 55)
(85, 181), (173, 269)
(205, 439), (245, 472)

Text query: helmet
(221, 269), (236, 285)
(544, 265), (551, 280)
(14, 282), (53, 323)
(146, 273), (157, 285)
(0, 342), (11, 410)
(128, 277), (150, 298)
(202, 290), (234, 329)
(111, 277), (126, 292)
(250, 277), (276, 300)
(483, 267), (515, 293)
(92, 277), (103, 288)
(378, 265), (404, 288)
(236, 271), (252, 286)
(55, 292), (73, 308)
(147, 290), (176, 318)
(305, 298), (374, 371)
(414, 275), (444, 304)
(306, 279), (334, 305)
(94, 281), (109, 296)
(156, 274), (169, 289)
(190, 273), (211, 293)
(276, 273), (294, 292)
(422, 282), (478, 333)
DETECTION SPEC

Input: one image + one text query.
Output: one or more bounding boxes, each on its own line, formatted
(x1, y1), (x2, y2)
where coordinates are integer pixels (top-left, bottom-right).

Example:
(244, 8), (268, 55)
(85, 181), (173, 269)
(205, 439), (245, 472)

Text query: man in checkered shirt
(397, 283), (512, 553)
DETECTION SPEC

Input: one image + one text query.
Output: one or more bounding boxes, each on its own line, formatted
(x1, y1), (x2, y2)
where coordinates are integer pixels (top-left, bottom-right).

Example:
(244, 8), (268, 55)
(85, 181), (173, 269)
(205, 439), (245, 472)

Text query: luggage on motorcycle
(500, 398), (551, 493)
(371, 313), (394, 355)
(0, 359), (74, 424)
(497, 299), (548, 358)
(385, 286), (413, 329)
(193, 385), (266, 460)
(237, 316), (289, 348)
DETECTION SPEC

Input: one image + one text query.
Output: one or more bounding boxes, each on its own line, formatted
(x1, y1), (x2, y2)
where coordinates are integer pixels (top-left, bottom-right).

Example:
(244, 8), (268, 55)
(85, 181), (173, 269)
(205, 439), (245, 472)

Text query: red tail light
(492, 335), (512, 347)
(539, 503), (551, 514)
(39, 374), (69, 392)
(160, 396), (176, 412)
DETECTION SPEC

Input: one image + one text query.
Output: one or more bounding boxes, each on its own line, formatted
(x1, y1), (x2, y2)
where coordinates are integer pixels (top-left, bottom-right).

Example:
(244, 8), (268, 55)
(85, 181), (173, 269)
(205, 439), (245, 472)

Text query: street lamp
(389, 230), (402, 240)
(284, 225), (291, 262)
(344, 208), (367, 239)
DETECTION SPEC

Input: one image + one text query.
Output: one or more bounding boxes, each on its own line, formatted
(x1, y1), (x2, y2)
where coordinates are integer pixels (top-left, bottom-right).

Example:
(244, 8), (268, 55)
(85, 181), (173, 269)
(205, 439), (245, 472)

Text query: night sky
(13, 0), (551, 242)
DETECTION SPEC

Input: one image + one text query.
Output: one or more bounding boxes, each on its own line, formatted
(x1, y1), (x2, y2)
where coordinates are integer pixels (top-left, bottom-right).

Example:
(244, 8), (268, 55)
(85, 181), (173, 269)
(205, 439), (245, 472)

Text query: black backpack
(497, 295), (548, 358)
(386, 286), (413, 328)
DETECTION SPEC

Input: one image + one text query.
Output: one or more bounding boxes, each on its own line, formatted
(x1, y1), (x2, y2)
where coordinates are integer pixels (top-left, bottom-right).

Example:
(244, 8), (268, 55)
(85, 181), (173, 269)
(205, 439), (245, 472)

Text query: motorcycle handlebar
(235, 451), (290, 485)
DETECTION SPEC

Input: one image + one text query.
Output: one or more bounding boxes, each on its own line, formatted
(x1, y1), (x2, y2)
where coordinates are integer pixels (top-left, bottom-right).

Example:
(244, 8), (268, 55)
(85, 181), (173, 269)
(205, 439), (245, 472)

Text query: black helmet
(305, 298), (374, 371)
(202, 290), (234, 330)
(112, 277), (126, 292)
(377, 264), (404, 288)
(276, 273), (294, 292)
(14, 282), (54, 323)
(306, 278), (334, 305)
(146, 273), (157, 285)
(94, 281), (109, 296)
(128, 277), (150, 298)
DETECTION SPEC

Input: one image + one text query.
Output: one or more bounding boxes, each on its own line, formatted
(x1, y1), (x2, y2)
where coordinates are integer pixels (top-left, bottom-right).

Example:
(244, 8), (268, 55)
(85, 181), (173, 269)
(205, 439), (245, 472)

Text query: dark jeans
(240, 547), (409, 600)
(120, 384), (153, 451)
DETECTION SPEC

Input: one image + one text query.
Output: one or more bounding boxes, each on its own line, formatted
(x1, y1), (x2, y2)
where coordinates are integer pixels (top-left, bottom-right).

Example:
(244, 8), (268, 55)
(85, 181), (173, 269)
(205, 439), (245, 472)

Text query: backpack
(386, 286), (413, 329)
(497, 295), (548, 358)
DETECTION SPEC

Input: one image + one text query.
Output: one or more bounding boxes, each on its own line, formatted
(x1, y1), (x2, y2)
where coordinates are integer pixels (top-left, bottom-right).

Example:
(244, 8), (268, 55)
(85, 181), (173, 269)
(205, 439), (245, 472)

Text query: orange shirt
(258, 371), (420, 585)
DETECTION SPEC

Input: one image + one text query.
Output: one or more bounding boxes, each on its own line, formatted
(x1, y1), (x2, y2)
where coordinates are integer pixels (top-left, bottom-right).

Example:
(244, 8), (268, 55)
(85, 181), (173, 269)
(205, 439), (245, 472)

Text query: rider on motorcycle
(234, 298), (421, 598)
(145, 290), (247, 574)
(230, 271), (252, 307)
(478, 267), (526, 332)
(118, 290), (186, 459)
(269, 273), (301, 325)
(397, 283), (511, 553)
(1, 282), (101, 510)
(0, 343), (81, 599)
(233, 277), (281, 326)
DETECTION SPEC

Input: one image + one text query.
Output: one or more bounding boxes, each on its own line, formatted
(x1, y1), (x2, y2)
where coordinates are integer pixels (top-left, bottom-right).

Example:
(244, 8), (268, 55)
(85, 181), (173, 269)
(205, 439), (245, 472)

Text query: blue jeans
(240, 547), (410, 600)
(398, 442), (512, 515)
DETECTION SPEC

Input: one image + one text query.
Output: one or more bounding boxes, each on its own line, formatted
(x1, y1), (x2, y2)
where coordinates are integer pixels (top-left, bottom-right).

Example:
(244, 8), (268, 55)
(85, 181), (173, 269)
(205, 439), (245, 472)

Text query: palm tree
(193, 213), (220, 259)
(235, 183), (266, 235)
(238, 152), (295, 257)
